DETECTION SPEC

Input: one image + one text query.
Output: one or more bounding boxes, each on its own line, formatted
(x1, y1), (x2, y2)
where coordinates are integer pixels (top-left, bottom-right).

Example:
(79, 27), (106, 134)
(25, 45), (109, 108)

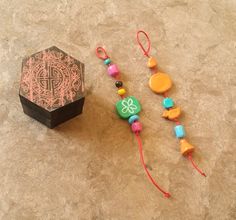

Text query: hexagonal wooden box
(19, 46), (85, 128)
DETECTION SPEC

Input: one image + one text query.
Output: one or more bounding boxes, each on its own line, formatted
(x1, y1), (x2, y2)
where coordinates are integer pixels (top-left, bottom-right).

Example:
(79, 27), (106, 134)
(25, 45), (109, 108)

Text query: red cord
(188, 153), (206, 177)
(136, 30), (151, 57)
(135, 132), (171, 198)
(173, 119), (181, 125)
(163, 92), (168, 98)
(95, 46), (109, 60)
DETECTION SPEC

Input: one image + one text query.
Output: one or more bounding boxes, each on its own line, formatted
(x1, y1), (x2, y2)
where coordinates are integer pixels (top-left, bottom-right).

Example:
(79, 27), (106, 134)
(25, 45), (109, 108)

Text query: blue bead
(162, 97), (174, 109)
(174, 125), (186, 138)
(128, 115), (139, 124)
(104, 58), (111, 65)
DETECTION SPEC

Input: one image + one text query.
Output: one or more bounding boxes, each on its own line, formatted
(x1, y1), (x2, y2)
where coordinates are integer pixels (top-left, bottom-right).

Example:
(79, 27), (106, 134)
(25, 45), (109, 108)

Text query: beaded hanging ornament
(96, 47), (171, 198)
(136, 30), (206, 177)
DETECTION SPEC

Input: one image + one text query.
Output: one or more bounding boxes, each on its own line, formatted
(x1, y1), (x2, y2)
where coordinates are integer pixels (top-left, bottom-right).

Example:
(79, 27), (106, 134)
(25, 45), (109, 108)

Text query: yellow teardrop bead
(147, 57), (157, 68)
(180, 139), (195, 156)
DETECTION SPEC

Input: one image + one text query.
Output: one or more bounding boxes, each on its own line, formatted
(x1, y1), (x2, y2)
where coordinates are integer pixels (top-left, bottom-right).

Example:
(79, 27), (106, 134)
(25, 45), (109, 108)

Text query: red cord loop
(136, 30), (151, 57)
(95, 47), (109, 60)
(188, 153), (206, 177)
(135, 133), (171, 198)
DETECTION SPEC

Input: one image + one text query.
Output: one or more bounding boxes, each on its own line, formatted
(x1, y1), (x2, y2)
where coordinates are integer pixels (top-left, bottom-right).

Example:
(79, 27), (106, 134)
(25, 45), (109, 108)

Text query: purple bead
(108, 64), (119, 77)
(131, 121), (142, 133)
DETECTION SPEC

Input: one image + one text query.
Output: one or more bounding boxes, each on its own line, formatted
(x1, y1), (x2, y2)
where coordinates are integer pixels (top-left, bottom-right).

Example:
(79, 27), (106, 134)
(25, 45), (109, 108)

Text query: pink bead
(131, 121), (142, 133)
(107, 64), (119, 77)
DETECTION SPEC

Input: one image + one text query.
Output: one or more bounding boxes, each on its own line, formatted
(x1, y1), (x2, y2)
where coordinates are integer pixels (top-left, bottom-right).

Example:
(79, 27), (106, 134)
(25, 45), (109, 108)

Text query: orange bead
(149, 72), (172, 94)
(147, 57), (157, 68)
(162, 107), (181, 120)
(180, 139), (195, 156)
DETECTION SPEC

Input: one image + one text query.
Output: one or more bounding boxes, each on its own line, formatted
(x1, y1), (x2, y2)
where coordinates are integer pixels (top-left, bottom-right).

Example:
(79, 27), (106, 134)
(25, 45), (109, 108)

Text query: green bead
(104, 58), (111, 65)
(116, 96), (141, 119)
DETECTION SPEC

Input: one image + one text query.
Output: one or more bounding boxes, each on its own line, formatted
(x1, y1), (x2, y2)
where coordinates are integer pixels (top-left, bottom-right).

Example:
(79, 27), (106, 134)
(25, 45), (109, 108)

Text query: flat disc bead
(128, 114), (139, 124)
(149, 72), (172, 94)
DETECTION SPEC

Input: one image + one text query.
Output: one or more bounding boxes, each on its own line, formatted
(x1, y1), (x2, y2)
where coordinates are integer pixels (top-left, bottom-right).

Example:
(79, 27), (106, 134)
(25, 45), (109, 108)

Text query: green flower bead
(116, 96), (141, 119)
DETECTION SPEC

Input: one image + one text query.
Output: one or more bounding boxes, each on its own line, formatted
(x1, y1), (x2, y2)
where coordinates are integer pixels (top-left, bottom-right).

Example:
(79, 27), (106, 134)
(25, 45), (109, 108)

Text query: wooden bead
(116, 96), (141, 119)
(162, 107), (181, 120)
(149, 72), (172, 94)
(180, 139), (195, 156)
(147, 57), (157, 68)
(117, 88), (126, 96)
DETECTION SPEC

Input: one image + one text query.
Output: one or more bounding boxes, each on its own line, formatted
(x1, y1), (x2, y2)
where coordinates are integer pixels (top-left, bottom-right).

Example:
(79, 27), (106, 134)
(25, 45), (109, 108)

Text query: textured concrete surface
(0, 0), (235, 219)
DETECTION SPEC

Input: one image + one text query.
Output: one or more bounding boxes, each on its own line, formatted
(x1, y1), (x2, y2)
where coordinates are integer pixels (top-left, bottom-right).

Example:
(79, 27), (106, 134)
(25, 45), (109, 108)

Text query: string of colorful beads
(103, 55), (142, 133)
(136, 30), (206, 177)
(147, 57), (194, 155)
(96, 46), (171, 198)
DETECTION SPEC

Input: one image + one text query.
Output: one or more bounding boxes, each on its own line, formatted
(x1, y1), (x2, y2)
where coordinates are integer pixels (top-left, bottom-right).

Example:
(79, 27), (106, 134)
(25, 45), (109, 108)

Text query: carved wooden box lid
(19, 46), (85, 128)
(20, 46), (85, 111)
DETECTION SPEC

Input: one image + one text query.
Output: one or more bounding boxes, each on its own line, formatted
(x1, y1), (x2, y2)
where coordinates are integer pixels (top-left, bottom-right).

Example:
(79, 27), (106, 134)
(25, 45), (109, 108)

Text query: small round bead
(104, 58), (111, 65)
(131, 121), (142, 133)
(115, 81), (123, 88)
(128, 115), (139, 124)
(117, 88), (126, 96)
(162, 97), (174, 109)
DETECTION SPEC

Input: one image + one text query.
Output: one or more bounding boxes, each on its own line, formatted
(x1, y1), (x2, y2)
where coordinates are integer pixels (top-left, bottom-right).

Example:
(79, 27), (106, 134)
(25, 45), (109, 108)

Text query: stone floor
(0, 0), (235, 219)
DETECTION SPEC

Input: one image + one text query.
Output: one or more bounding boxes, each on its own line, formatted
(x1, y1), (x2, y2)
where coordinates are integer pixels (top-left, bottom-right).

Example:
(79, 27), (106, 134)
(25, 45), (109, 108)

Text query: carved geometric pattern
(20, 46), (84, 111)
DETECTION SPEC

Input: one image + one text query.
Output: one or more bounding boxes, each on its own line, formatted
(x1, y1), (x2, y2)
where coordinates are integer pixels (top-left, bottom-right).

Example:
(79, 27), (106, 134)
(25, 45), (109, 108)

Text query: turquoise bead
(174, 125), (186, 138)
(162, 97), (174, 109)
(128, 115), (139, 124)
(104, 58), (111, 65)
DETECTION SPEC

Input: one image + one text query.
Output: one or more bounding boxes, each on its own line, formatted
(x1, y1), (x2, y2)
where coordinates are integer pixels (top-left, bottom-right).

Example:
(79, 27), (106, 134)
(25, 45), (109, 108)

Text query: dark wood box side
(19, 95), (85, 128)
(51, 97), (85, 128)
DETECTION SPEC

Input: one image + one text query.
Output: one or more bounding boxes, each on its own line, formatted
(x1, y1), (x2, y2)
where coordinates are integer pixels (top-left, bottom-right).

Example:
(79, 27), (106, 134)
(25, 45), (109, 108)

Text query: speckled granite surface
(0, 0), (235, 219)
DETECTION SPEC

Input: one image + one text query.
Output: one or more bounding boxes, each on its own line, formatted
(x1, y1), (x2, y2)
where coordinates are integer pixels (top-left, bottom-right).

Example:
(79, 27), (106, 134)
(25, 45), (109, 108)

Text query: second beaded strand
(136, 30), (206, 177)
